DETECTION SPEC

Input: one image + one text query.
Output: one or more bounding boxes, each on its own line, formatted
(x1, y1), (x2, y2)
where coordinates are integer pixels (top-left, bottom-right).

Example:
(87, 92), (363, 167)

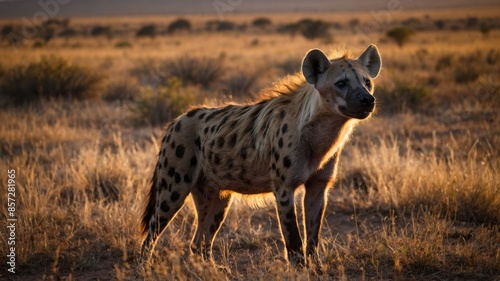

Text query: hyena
(141, 45), (382, 266)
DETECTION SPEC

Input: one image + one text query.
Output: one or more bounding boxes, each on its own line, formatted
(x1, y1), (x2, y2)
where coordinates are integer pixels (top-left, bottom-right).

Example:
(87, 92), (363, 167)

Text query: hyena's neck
(300, 105), (357, 171)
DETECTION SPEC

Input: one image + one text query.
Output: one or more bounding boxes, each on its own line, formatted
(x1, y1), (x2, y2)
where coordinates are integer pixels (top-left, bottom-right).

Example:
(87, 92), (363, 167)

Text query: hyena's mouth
(339, 106), (374, 119)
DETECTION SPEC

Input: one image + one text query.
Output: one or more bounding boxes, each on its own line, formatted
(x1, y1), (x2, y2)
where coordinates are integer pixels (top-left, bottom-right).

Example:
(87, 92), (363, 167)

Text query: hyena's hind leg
(140, 170), (192, 264)
(190, 186), (233, 261)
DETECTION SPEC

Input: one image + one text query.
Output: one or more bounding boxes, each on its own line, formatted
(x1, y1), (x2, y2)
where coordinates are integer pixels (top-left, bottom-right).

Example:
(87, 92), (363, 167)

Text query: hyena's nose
(360, 94), (375, 109)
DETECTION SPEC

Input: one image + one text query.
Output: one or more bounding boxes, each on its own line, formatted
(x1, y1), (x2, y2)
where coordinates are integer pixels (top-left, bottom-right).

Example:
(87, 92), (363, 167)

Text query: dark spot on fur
(187, 108), (201, 117)
(240, 147), (247, 160)
(274, 152), (280, 162)
(168, 167), (176, 177)
(205, 110), (223, 122)
(272, 163), (276, 170)
(283, 156), (291, 168)
(194, 136), (201, 150)
(171, 191), (180, 201)
(199, 113), (206, 119)
(211, 126), (215, 133)
(163, 157), (168, 168)
(282, 124), (288, 134)
(217, 137), (225, 148)
(217, 116), (229, 131)
(184, 174), (191, 183)
(230, 121), (238, 129)
(174, 121), (182, 132)
(278, 138), (283, 148)
(160, 178), (168, 190)
(175, 173), (181, 183)
(170, 141), (176, 149)
(204, 127), (209, 134)
(190, 155), (197, 167)
(229, 134), (237, 147)
(161, 201), (170, 213)
(214, 154), (221, 165)
(280, 110), (286, 119)
(176, 145), (185, 158)
(166, 134), (171, 143)
(227, 159), (234, 169)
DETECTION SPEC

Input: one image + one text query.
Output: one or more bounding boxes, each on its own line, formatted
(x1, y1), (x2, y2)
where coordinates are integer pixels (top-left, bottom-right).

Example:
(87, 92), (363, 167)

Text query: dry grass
(1, 8), (499, 280)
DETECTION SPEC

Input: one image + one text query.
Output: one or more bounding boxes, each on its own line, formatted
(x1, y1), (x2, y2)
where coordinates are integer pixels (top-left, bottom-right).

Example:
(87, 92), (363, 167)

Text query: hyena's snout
(359, 93), (375, 112)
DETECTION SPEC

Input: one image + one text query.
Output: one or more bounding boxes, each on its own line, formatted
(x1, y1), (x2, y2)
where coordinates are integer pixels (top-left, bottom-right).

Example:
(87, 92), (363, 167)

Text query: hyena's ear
(356, 44), (382, 79)
(302, 49), (331, 85)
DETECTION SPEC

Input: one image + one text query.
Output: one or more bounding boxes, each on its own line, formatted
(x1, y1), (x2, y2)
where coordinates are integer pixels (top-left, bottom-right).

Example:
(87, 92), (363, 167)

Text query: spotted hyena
(141, 45), (382, 266)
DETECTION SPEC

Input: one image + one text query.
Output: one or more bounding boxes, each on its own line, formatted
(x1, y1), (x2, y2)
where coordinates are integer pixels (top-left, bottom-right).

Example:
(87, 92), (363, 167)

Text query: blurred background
(0, 0), (498, 280)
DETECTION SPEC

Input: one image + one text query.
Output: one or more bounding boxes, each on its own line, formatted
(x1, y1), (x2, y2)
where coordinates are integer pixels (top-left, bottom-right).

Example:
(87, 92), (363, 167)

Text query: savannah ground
(0, 7), (499, 281)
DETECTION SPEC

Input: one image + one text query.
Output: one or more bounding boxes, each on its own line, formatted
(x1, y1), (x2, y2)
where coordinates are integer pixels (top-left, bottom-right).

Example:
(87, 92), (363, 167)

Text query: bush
(115, 40), (132, 48)
(59, 28), (78, 38)
(221, 71), (259, 99)
(297, 19), (331, 40)
(387, 27), (415, 47)
(137, 24), (156, 38)
(165, 56), (225, 89)
(454, 67), (479, 84)
(252, 17), (272, 29)
(206, 20), (237, 31)
(376, 79), (429, 113)
(90, 25), (112, 37)
(435, 55), (454, 71)
(1, 25), (14, 39)
(168, 18), (191, 33)
(129, 78), (199, 126)
(0, 56), (105, 105)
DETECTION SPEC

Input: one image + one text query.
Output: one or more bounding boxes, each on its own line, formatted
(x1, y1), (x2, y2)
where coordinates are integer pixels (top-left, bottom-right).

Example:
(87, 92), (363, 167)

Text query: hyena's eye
(365, 79), (372, 89)
(335, 80), (347, 88)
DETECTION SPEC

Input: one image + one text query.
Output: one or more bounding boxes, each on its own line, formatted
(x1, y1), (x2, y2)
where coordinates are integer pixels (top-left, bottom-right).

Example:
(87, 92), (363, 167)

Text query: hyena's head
(302, 44), (382, 119)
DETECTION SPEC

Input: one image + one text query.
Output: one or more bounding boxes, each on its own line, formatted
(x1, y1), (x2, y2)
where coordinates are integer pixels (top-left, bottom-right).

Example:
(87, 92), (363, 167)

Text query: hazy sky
(0, 0), (499, 18)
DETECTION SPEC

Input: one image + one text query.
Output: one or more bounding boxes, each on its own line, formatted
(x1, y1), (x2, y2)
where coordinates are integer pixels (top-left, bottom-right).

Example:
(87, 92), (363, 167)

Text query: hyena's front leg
(304, 157), (338, 267)
(273, 183), (304, 265)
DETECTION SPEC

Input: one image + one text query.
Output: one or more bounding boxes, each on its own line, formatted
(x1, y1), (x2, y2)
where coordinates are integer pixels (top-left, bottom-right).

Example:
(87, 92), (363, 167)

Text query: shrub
(221, 71), (259, 99)
(90, 25), (112, 37)
(479, 24), (491, 37)
(454, 67), (479, 84)
(165, 56), (225, 89)
(435, 54), (454, 71)
(252, 17), (272, 29)
(278, 58), (301, 75)
(32, 40), (44, 48)
(297, 18), (331, 40)
(0, 56), (105, 105)
(376, 79), (429, 113)
(1, 24), (14, 39)
(434, 20), (445, 30)
(59, 28), (78, 38)
(137, 24), (156, 38)
(129, 78), (199, 126)
(206, 20), (236, 31)
(104, 79), (138, 102)
(168, 18), (191, 33)
(115, 40), (132, 48)
(387, 27), (415, 47)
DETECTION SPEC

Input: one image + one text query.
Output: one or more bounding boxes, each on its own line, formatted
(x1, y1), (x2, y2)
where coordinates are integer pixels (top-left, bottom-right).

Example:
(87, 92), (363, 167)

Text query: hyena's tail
(141, 168), (158, 236)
